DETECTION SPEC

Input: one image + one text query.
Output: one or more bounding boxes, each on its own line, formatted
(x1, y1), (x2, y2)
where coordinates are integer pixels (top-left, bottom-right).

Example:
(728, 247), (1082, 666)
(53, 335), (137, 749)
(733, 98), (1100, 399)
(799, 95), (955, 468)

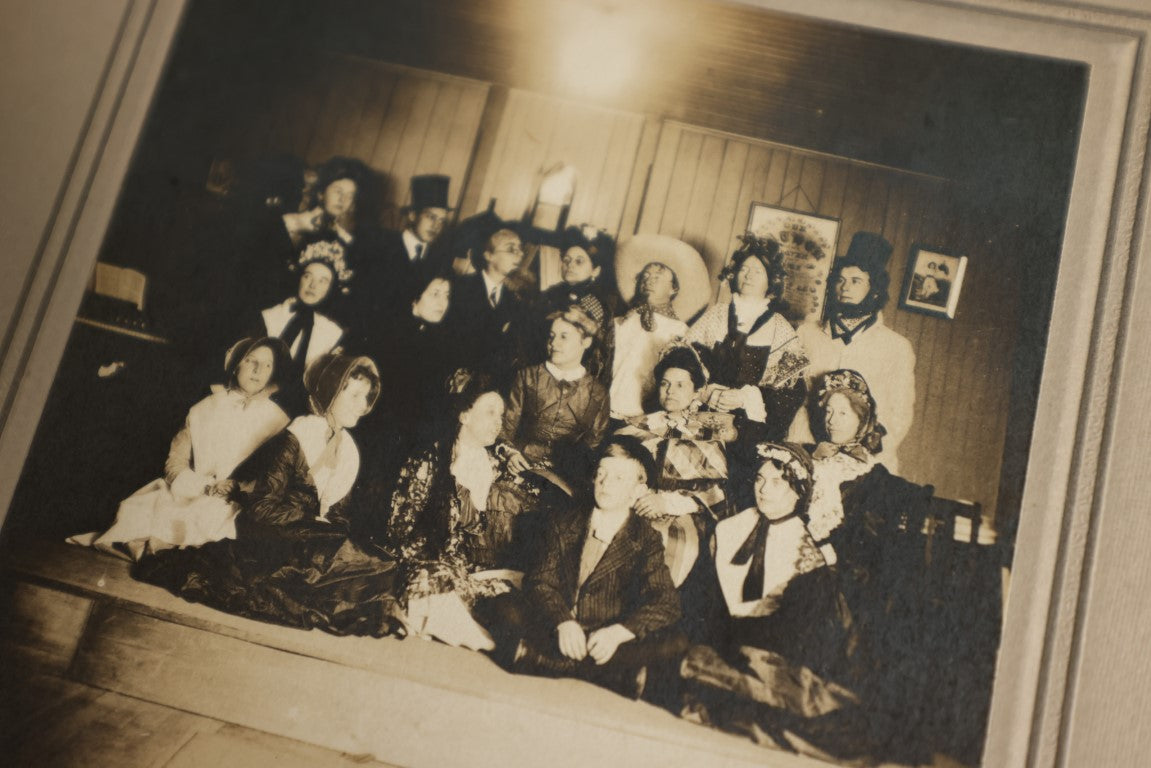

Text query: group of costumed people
(70, 156), (933, 763)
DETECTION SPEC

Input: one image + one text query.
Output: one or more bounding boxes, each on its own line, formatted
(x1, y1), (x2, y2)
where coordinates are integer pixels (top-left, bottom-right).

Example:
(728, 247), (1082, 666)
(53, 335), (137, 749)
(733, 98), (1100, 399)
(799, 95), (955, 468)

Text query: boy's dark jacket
(525, 508), (681, 638)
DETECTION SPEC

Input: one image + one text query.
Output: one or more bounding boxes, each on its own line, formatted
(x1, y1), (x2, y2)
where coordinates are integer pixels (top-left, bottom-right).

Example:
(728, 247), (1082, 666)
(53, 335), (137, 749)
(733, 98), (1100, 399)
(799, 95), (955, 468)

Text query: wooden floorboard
(0, 668), (399, 768)
(0, 536), (942, 768)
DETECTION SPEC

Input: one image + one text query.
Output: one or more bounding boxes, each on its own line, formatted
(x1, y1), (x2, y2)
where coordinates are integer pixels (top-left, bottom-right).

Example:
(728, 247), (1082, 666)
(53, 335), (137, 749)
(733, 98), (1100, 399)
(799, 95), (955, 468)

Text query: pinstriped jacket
(526, 509), (681, 638)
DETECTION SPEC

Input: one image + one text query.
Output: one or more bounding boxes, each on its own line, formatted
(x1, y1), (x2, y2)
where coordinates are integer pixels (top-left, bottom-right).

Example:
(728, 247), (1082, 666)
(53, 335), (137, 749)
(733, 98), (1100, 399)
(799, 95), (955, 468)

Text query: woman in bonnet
(71, 337), (291, 559)
(802, 368), (887, 565)
(251, 234), (353, 414)
(134, 352), (407, 639)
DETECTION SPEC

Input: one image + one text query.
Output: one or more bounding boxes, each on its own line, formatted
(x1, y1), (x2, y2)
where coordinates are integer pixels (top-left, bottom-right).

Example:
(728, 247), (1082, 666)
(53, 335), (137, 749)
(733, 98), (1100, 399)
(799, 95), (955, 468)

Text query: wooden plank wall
(468, 89), (646, 232)
(217, 54), (490, 228)
(635, 123), (1014, 522)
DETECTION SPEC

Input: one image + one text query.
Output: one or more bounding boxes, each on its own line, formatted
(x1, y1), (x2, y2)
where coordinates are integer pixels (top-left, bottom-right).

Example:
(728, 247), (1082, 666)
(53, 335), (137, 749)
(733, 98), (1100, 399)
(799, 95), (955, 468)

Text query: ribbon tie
(278, 301), (316, 363)
(731, 511), (799, 603)
(637, 302), (677, 332)
(812, 441), (871, 463)
(828, 312), (878, 345)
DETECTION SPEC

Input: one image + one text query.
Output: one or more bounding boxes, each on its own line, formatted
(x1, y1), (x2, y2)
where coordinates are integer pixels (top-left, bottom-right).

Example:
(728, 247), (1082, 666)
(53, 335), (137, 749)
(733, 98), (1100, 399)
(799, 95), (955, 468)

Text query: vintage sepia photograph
(900, 246), (967, 319)
(10, 0), (1148, 766)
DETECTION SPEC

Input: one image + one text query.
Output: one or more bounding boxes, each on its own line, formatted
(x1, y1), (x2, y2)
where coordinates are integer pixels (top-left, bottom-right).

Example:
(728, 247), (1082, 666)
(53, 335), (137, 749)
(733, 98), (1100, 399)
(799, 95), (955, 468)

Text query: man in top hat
(789, 232), (916, 471)
(378, 174), (454, 293)
(340, 174), (453, 348)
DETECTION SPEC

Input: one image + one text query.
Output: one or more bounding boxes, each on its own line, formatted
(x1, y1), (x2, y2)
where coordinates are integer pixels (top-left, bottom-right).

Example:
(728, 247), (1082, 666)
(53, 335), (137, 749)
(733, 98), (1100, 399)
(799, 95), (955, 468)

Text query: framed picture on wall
(901, 245), (968, 318)
(746, 203), (840, 325)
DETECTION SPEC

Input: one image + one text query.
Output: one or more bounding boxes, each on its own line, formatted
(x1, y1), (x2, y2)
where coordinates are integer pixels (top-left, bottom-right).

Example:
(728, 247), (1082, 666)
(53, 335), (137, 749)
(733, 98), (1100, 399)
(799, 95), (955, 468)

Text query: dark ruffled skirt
(133, 523), (406, 638)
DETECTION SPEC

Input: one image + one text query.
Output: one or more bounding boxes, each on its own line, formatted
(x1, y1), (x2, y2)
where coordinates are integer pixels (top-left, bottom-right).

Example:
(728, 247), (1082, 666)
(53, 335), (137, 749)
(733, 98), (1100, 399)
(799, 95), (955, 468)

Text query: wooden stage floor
(0, 537), (961, 768)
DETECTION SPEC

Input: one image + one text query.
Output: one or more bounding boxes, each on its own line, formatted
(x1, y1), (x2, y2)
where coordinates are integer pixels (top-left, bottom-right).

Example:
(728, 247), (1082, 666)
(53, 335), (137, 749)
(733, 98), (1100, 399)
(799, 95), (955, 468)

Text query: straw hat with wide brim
(615, 234), (711, 321)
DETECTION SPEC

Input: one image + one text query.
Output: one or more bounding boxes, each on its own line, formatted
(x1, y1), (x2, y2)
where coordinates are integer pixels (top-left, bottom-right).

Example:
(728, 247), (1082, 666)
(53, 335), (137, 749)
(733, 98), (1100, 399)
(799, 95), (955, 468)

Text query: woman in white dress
(73, 337), (291, 559)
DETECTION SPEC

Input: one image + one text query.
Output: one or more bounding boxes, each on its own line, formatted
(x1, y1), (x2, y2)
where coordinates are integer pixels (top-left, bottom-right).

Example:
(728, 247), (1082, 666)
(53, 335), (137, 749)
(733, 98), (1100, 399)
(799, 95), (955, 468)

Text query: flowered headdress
(293, 238), (354, 295)
(811, 368), (886, 457)
(718, 232), (786, 299)
(752, 441), (815, 520)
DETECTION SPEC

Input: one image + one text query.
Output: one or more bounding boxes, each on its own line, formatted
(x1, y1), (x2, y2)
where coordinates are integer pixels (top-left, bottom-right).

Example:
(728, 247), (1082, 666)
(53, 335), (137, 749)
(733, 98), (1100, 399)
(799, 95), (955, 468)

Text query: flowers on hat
(294, 239), (353, 294)
(817, 369), (871, 401)
(755, 443), (811, 482)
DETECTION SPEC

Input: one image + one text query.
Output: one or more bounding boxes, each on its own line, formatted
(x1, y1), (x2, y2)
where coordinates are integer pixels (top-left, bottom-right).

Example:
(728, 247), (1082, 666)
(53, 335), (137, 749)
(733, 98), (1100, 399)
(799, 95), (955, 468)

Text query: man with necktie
(447, 221), (532, 390)
(341, 174), (453, 347)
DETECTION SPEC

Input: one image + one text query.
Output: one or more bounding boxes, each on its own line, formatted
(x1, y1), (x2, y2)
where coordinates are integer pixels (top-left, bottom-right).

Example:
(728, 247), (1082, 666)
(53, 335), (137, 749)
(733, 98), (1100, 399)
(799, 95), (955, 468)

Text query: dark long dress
(133, 422), (405, 638)
(681, 567), (864, 756)
(345, 312), (458, 540)
(686, 300), (809, 443)
(681, 466), (944, 764)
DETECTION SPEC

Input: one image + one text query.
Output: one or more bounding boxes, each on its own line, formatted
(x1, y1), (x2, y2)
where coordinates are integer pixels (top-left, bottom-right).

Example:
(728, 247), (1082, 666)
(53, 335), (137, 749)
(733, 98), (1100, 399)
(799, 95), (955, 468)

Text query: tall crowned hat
(409, 174), (453, 211)
(840, 232), (893, 277)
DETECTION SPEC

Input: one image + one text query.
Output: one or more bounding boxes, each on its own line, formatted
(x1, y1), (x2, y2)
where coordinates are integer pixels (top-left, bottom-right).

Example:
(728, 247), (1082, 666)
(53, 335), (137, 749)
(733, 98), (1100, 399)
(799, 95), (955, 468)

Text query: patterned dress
(387, 440), (541, 605)
(687, 298), (810, 441)
(386, 440), (542, 649)
(615, 407), (734, 586)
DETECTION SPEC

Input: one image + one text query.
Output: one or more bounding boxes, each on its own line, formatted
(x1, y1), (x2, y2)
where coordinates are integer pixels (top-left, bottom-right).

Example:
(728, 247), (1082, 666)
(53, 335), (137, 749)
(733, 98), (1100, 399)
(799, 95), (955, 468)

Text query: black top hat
(410, 174), (452, 212)
(840, 232), (894, 277)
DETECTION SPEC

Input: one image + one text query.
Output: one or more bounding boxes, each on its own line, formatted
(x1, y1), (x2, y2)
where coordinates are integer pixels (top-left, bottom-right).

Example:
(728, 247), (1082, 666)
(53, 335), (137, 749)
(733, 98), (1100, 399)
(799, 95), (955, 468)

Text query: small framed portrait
(746, 203), (840, 325)
(901, 245), (968, 318)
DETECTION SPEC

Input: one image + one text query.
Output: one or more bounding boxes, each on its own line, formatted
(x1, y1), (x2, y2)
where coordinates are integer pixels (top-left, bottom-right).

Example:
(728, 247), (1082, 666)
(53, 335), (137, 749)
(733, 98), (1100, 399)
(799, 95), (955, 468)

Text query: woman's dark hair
(315, 156), (368, 195)
(653, 344), (707, 391)
(561, 226), (615, 272)
(724, 235), (786, 299)
(309, 156), (382, 229)
(754, 442), (815, 520)
(406, 266), (454, 306)
(224, 336), (291, 392)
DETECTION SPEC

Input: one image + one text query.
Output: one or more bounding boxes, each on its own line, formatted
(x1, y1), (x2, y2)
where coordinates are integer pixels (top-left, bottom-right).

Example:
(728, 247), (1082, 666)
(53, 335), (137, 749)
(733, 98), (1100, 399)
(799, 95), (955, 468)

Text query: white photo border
(2, 1), (1151, 767)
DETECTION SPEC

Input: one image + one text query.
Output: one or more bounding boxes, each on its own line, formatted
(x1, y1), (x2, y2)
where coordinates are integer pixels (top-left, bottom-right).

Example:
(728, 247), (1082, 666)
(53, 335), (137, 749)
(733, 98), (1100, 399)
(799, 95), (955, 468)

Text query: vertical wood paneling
(617, 117), (662, 237)
(702, 141), (750, 284)
(681, 135), (726, 255)
(639, 122), (1011, 523)
(474, 90), (645, 232)
(661, 131), (704, 239)
(215, 56), (489, 226)
(350, 68), (398, 164)
(638, 123), (682, 234)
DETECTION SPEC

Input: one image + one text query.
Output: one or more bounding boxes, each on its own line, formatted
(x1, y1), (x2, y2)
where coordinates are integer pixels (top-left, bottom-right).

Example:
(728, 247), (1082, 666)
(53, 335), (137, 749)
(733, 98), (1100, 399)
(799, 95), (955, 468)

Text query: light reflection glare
(552, 1), (642, 98)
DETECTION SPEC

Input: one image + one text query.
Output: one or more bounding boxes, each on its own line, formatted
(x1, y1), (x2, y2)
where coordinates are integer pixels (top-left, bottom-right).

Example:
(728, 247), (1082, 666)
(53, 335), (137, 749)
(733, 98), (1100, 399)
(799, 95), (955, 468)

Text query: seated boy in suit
(482, 435), (688, 705)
